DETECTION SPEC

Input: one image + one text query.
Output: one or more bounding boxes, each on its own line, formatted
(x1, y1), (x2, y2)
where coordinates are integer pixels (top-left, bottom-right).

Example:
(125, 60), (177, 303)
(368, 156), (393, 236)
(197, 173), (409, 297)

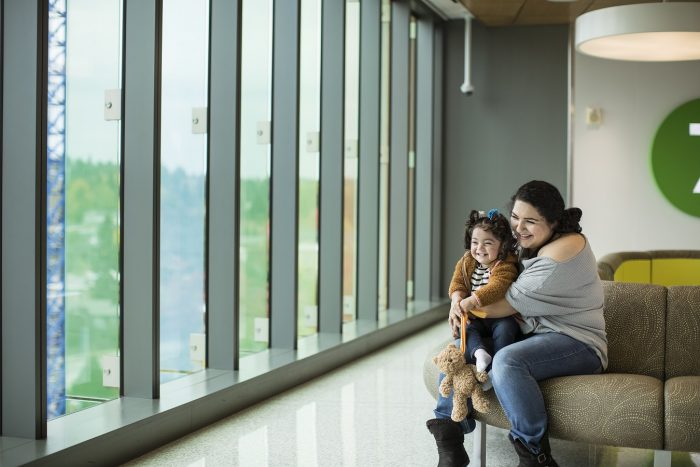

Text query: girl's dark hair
(464, 209), (517, 261)
(511, 180), (583, 234)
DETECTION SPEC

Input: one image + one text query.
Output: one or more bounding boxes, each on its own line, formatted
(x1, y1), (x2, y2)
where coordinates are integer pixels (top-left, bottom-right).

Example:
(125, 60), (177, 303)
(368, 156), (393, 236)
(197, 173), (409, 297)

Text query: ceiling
(459, 0), (700, 26)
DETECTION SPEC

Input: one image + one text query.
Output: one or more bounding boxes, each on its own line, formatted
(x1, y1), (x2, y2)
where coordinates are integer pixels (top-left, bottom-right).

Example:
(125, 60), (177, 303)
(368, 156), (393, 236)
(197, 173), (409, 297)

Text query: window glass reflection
(159, 0), (209, 383)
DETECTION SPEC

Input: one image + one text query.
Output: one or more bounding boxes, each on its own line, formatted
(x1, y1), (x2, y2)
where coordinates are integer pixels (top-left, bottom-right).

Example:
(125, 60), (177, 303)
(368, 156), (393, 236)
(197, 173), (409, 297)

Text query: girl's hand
(460, 296), (476, 313)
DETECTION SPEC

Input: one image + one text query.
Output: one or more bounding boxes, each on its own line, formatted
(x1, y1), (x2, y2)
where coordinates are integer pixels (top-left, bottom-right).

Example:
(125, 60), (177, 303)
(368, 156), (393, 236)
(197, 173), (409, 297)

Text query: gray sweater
(505, 239), (608, 369)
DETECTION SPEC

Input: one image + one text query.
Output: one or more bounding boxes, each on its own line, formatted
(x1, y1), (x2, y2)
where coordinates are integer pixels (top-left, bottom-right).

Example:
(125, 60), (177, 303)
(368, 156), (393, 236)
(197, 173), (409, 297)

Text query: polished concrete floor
(122, 322), (700, 467)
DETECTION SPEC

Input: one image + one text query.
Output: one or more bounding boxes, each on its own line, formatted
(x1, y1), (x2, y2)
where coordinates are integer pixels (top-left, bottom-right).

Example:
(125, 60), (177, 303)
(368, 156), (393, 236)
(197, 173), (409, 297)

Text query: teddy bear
(433, 343), (490, 422)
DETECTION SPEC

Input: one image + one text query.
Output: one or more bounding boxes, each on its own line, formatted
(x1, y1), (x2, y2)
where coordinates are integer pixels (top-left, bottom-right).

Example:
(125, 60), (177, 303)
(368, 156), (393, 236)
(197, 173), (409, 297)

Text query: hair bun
(559, 208), (582, 233)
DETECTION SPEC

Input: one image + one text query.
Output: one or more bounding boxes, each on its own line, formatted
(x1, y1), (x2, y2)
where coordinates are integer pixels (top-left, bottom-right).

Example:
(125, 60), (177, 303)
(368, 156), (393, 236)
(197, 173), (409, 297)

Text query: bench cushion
(602, 281), (666, 379)
(665, 376), (700, 452)
(666, 286), (700, 378)
(424, 342), (664, 449)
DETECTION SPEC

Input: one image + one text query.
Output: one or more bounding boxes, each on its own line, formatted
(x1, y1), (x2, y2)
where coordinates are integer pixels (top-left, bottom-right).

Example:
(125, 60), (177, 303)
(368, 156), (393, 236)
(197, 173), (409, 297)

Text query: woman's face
(510, 200), (554, 250)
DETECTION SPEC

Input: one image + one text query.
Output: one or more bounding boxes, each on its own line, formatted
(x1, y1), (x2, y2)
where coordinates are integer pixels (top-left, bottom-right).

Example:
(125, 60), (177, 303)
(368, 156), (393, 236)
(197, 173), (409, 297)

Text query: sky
(64, 0), (361, 180)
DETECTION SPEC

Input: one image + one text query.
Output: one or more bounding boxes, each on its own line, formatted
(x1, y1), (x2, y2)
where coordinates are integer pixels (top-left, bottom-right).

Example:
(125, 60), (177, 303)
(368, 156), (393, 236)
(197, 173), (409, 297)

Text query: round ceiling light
(575, 2), (700, 61)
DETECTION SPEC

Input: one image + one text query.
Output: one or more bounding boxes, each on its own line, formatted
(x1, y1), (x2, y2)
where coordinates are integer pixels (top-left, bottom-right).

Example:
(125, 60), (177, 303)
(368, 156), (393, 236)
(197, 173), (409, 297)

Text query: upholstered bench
(423, 281), (700, 466)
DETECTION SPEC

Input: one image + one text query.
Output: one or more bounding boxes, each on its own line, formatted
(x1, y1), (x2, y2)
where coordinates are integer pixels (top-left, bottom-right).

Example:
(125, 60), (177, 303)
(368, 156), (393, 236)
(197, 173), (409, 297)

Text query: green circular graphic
(651, 98), (700, 218)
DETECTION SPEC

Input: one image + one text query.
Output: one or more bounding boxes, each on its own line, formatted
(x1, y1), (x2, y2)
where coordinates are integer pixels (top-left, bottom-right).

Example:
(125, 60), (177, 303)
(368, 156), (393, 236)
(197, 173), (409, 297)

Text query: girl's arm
(470, 262), (518, 307)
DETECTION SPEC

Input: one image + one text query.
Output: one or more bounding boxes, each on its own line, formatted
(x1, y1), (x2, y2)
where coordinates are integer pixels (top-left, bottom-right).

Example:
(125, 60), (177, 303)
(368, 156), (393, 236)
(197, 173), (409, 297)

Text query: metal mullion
(431, 25), (444, 301)
(387, 1), (409, 311)
(356, 0), (380, 321)
(269, 0), (300, 349)
(207, 0), (240, 369)
(1, 0), (47, 438)
(318, 0), (345, 334)
(414, 19), (434, 304)
(122, 0), (160, 398)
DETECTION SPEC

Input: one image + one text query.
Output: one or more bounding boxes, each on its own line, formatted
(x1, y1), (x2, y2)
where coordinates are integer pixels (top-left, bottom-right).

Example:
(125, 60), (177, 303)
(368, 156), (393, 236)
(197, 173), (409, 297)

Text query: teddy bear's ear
(432, 355), (438, 365)
(448, 343), (457, 350)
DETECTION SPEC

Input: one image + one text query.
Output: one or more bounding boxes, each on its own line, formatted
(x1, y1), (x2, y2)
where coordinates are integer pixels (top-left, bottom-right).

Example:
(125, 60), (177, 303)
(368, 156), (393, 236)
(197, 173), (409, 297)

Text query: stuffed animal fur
(433, 343), (490, 421)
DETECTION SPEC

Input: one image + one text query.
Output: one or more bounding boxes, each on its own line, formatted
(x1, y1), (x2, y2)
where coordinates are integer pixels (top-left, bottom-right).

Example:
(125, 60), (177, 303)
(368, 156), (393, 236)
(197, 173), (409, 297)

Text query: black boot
(508, 432), (559, 467)
(426, 418), (470, 467)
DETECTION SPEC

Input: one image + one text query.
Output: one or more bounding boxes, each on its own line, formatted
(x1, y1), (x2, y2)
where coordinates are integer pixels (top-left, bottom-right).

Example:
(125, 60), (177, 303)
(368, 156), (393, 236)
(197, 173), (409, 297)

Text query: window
(239, 0), (273, 355)
(343, 0), (361, 322)
(297, 0), (322, 338)
(159, 0), (209, 383)
(407, 15), (417, 304)
(47, 0), (123, 419)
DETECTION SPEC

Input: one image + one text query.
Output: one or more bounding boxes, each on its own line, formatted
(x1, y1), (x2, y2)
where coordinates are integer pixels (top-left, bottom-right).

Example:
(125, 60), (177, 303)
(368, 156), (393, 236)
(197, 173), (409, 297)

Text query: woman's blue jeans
(491, 332), (602, 454)
(433, 332), (602, 452)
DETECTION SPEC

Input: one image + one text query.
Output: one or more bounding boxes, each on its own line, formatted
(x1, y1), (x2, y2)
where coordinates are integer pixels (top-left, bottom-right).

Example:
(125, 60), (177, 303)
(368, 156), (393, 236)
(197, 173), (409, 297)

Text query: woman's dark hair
(510, 180), (583, 234)
(464, 209), (517, 261)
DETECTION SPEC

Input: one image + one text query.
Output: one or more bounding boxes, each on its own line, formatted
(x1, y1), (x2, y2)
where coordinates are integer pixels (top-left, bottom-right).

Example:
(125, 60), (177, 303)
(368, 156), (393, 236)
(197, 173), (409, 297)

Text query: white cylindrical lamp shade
(575, 3), (700, 62)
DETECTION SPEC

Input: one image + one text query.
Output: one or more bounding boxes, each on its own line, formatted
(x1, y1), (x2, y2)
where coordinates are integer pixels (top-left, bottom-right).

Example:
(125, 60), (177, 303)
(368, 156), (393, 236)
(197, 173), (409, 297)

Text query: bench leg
(472, 420), (487, 467)
(653, 450), (671, 467)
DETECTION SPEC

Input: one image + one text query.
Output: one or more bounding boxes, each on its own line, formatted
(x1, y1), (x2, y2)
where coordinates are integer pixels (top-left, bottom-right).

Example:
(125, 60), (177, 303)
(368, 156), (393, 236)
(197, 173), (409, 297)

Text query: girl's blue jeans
(433, 332), (602, 454)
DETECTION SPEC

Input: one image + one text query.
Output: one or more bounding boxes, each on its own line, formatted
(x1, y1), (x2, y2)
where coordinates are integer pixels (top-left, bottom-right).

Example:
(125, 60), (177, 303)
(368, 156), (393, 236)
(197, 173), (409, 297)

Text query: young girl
(447, 209), (520, 374)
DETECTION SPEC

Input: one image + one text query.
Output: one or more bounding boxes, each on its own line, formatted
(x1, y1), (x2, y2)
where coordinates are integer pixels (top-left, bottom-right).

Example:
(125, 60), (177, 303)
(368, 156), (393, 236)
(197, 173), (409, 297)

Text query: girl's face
(510, 200), (554, 251)
(470, 226), (501, 267)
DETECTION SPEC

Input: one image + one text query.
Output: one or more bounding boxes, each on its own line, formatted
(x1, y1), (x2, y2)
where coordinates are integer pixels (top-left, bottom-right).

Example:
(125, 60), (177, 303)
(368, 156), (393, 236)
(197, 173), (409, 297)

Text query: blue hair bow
(487, 208), (499, 220)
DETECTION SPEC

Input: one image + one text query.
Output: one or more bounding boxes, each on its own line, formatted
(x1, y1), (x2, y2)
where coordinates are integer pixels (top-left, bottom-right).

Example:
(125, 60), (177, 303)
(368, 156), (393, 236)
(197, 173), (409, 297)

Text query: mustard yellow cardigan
(447, 252), (518, 318)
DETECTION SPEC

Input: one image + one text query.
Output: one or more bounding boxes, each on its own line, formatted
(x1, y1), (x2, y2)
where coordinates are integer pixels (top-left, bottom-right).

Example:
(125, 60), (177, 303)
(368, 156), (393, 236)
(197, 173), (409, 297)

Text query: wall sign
(651, 97), (700, 218)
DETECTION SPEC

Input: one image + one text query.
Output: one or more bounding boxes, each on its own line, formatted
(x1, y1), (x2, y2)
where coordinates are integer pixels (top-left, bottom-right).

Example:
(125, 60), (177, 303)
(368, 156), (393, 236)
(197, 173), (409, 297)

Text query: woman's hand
(448, 291), (467, 338)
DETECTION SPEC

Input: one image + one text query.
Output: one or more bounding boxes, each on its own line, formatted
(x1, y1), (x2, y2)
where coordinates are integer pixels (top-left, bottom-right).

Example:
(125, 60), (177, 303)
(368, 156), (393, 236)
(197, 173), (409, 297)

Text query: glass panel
(159, 0), (209, 383)
(378, 0), (391, 311)
(407, 16), (417, 303)
(239, 0), (273, 355)
(297, 0), (322, 339)
(343, 0), (360, 323)
(48, 0), (123, 419)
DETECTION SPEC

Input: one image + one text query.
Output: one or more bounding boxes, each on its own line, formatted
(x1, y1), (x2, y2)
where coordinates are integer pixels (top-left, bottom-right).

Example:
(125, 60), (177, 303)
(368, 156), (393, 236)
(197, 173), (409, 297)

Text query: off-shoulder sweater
(448, 252), (518, 319)
(505, 238), (608, 369)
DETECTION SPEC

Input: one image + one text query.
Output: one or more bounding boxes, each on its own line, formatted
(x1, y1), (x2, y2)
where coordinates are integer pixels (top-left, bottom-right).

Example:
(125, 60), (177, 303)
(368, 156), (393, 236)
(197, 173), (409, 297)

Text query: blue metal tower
(47, 0), (67, 419)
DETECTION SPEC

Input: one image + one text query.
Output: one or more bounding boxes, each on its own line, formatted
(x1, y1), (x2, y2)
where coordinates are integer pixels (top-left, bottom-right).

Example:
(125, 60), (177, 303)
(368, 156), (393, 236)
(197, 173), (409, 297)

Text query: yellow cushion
(612, 258), (700, 286)
(614, 259), (651, 284)
(652, 259), (700, 286)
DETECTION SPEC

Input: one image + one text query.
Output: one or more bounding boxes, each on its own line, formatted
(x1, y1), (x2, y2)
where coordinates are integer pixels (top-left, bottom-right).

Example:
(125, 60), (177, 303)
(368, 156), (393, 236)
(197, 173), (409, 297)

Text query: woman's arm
(449, 291), (467, 337)
(478, 298), (518, 318)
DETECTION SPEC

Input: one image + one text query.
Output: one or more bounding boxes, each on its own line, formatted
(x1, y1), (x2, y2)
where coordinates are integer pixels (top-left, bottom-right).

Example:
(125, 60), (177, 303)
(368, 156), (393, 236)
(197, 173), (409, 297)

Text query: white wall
(572, 54), (700, 259)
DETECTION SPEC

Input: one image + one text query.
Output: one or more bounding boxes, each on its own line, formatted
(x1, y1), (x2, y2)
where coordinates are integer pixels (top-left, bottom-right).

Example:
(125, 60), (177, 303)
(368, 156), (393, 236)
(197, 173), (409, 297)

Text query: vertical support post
(413, 19), (434, 306)
(431, 26), (444, 300)
(270, 0), (300, 348)
(356, 0), (381, 321)
(318, 0), (345, 334)
(122, 0), (160, 398)
(1, 0), (48, 439)
(387, 1), (409, 311)
(207, 0), (240, 369)
(473, 420), (488, 467)
(653, 450), (672, 467)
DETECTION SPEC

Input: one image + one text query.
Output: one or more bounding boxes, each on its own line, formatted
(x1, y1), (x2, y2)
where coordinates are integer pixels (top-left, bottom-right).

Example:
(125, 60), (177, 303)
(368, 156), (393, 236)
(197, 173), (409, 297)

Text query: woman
(426, 180), (607, 467)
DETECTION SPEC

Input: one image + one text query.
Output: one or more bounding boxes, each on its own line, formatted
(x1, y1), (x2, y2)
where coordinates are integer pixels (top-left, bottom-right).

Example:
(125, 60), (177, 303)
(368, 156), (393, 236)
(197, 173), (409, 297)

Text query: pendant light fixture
(575, 2), (700, 62)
